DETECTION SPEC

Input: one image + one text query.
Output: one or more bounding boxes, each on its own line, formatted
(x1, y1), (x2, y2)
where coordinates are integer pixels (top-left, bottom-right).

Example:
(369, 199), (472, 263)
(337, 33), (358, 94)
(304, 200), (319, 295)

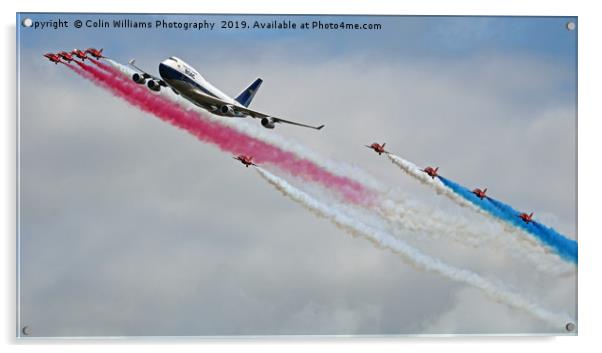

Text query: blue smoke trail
(438, 176), (577, 264)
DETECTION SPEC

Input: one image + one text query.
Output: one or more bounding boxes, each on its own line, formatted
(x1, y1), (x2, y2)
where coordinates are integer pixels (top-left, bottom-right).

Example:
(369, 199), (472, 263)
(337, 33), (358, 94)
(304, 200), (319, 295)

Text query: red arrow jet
(519, 212), (534, 224)
(422, 166), (439, 179)
(365, 142), (388, 155)
(472, 187), (488, 199)
(234, 155), (257, 168)
(86, 48), (104, 59)
(57, 51), (74, 63)
(43, 53), (62, 64)
(71, 48), (88, 61)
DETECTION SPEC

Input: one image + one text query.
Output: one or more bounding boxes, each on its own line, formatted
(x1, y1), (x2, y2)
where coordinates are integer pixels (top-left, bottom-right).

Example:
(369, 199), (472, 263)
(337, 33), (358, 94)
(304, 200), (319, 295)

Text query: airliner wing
(128, 59), (165, 85)
(186, 87), (325, 130)
(234, 104), (325, 130)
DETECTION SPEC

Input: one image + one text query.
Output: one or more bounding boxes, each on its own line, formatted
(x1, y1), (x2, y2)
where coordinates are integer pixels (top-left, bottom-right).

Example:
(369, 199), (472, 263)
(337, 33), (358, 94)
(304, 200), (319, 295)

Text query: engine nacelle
(261, 117), (276, 129)
(220, 105), (235, 116)
(147, 80), (161, 92)
(132, 73), (146, 84)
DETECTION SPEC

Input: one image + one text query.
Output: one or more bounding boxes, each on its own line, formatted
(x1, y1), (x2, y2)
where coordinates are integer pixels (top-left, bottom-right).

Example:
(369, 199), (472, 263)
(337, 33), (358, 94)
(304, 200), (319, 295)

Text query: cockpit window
(168, 56), (178, 62)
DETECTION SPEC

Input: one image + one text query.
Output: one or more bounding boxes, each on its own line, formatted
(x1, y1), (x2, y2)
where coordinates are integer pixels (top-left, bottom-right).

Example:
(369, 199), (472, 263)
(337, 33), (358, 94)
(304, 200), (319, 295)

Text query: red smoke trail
(72, 61), (375, 205)
(64, 62), (96, 81)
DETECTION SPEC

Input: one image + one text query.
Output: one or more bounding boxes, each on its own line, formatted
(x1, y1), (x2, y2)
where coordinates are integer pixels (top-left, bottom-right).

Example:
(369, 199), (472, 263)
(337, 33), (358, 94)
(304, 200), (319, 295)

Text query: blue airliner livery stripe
(159, 63), (219, 99)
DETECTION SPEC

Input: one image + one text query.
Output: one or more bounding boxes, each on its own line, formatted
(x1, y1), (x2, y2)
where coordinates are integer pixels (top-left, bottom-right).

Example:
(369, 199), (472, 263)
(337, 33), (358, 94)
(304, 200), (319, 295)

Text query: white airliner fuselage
(129, 56), (324, 130)
(160, 57), (239, 112)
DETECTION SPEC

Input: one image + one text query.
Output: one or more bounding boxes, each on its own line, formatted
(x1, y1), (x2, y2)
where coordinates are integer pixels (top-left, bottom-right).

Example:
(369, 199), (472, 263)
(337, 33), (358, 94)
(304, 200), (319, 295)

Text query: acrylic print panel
(16, 13), (577, 337)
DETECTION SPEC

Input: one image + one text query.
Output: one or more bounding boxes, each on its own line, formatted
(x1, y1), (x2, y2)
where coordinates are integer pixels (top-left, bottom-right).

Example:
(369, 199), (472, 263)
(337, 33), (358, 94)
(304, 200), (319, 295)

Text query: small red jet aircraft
(86, 48), (104, 59)
(43, 53), (62, 64)
(365, 142), (388, 155)
(234, 155), (257, 167)
(71, 48), (88, 60)
(519, 212), (534, 224)
(472, 187), (488, 199)
(422, 166), (439, 179)
(57, 51), (74, 63)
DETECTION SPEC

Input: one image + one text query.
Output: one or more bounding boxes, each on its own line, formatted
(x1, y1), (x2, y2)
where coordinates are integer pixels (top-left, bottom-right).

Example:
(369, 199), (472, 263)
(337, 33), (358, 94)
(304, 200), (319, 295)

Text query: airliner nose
(158, 62), (172, 80)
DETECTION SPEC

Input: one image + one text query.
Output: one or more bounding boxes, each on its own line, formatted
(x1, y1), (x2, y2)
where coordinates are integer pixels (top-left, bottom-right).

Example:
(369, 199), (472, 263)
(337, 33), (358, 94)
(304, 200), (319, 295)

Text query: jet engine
(261, 117), (276, 129)
(132, 73), (146, 84)
(220, 105), (235, 116)
(147, 80), (161, 92)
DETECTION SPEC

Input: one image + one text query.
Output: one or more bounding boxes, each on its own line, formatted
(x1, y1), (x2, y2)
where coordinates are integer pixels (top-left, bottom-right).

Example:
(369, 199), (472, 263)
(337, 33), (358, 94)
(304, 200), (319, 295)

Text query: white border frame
(3, 0), (600, 351)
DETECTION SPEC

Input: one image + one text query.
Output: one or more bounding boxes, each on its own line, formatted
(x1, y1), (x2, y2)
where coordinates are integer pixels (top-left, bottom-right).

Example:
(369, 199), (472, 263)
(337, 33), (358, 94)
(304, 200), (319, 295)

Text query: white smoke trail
(380, 193), (573, 274)
(377, 197), (488, 246)
(255, 167), (573, 329)
(99, 58), (570, 275)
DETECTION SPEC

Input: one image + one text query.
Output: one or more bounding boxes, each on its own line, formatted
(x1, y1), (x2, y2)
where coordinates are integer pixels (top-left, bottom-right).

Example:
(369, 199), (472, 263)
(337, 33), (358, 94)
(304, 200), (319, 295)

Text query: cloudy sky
(17, 14), (576, 337)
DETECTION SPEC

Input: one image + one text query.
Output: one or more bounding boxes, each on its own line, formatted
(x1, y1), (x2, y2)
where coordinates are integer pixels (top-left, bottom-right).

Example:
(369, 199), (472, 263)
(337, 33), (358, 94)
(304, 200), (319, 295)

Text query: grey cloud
(18, 38), (575, 337)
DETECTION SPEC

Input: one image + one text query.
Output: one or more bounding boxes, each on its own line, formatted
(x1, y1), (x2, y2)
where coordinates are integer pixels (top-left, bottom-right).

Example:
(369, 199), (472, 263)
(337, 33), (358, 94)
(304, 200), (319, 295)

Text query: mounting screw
(565, 322), (576, 332)
(21, 18), (33, 27)
(21, 326), (31, 336)
(566, 21), (576, 31)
